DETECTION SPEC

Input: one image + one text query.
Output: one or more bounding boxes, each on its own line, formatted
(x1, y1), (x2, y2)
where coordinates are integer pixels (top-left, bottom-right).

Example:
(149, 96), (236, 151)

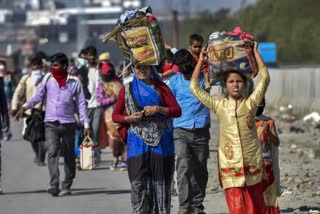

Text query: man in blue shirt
(169, 49), (211, 214)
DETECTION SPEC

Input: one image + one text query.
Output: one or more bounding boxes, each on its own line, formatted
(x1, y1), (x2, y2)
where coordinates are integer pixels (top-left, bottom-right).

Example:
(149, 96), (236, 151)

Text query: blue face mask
(77, 58), (88, 67)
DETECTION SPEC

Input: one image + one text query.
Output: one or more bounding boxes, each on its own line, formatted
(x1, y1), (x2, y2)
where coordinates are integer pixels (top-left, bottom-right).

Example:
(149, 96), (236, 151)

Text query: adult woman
(112, 65), (181, 213)
(96, 57), (124, 170)
(190, 41), (270, 213)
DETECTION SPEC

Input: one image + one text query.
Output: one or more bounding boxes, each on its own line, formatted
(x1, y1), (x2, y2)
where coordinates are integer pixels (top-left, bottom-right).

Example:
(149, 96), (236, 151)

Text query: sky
(145, 0), (257, 14)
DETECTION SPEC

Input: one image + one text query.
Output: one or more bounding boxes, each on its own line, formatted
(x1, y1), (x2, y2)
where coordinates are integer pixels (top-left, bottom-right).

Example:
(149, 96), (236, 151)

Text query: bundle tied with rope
(102, 6), (166, 66)
(207, 26), (258, 83)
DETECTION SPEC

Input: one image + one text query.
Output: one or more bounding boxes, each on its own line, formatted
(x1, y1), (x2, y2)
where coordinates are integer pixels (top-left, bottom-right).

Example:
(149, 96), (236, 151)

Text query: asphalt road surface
(0, 119), (229, 214)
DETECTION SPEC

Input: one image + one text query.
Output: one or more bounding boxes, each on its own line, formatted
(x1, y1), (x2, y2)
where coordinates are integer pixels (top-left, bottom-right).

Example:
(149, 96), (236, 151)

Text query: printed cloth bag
(207, 27), (258, 82)
(80, 136), (96, 170)
(103, 6), (165, 65)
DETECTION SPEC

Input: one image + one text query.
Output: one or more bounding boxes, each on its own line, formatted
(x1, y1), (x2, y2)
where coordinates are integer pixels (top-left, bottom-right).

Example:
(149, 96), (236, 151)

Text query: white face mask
(30, 70), (43, 85)
(0, 64), (5, 70)
(32, 69), (41, 74)
(77, 58), (88, 67)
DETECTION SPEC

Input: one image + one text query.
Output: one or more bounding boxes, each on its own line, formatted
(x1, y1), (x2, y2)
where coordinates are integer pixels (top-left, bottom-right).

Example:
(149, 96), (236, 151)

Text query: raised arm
(248, 41), (270, 107)
(190, 48), (220, 112)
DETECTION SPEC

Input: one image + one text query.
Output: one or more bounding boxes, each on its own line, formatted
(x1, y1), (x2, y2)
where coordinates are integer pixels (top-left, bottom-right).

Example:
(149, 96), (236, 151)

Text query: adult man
(169, 49), (211, 214)
(16, 53), (89, 197)
(85, 46), (102, 161)
(11, 57), (47, 166)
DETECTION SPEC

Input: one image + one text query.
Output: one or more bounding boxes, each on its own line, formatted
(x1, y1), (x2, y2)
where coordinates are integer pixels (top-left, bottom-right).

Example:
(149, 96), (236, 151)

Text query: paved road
(0, 119), (229, 214)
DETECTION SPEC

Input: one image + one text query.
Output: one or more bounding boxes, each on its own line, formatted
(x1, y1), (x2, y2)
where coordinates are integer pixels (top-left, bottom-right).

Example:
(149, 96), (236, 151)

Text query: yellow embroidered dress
(190, 67), (270, 189)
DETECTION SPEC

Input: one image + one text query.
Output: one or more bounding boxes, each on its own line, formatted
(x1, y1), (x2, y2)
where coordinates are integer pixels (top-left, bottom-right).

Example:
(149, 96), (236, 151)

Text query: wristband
(156, 105), (160, 112)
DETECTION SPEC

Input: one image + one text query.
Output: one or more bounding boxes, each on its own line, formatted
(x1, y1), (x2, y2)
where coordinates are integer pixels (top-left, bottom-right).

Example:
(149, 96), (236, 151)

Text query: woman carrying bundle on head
(112, 64), (181, 213)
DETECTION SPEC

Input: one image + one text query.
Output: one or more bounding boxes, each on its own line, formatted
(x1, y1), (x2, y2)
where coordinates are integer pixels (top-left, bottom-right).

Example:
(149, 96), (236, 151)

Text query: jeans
(174, 128), (210, 211)
(87, 107), (102, 157)
(45, 122), (76, 189)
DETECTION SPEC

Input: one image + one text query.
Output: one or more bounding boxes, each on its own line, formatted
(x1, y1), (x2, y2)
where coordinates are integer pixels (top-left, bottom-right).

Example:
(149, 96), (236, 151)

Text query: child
(188, 34), (211, 90)
(159, 49), (179, 85)
(190, 41), (270, 213)
(255, 98), (281, 214)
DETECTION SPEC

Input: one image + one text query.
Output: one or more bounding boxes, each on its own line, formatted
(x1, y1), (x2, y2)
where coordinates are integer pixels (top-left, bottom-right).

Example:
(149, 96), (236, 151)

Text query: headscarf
(125, 76), (167, 146)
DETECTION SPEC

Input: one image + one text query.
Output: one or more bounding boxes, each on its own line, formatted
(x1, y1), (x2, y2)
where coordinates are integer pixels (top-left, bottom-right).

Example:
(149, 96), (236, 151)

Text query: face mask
(0, 64), (5, 70)
(50, 66), (67, 75)
(100, 62), (113, 75)
(162, 64), (173, 73)
(77, 58), (88, 67)
(32, 69), (41, 74)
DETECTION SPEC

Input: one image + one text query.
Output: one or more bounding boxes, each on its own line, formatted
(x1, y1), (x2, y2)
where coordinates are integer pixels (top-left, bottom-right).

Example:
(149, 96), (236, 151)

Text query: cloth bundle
(103, 6), (165, 65)
(207, 27), (258, 82)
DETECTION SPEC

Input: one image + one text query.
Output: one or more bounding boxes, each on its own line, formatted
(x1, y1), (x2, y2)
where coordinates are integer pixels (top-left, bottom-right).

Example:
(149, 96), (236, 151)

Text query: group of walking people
(1, 46), (128, 196)
(0, 32), (281, 214)
(111, 33), (281, 214)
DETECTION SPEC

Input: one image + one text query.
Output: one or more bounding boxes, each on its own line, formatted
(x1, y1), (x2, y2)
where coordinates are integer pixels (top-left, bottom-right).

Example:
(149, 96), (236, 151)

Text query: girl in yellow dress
(190, 41), (270, 214)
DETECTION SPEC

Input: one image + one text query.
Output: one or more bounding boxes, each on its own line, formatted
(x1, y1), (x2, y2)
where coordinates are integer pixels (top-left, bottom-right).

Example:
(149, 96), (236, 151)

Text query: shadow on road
(281, 206), (320, 213)
(0, 188), (131, 196)
(0, 189), (48, 195)
(69, 188), (131, 196)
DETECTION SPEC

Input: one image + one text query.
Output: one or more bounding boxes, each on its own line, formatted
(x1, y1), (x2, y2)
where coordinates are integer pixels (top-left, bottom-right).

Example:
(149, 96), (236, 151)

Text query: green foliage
(177, 0), (320, 64)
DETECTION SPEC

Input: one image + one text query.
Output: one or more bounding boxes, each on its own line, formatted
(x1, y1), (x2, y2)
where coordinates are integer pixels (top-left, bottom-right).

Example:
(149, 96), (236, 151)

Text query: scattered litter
(281, 188), (293, 196)
(303, 112), (320, 123)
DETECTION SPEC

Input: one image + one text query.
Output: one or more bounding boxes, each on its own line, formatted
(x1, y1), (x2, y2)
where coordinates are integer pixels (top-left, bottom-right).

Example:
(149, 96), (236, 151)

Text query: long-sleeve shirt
(168, 73), (210, 129)
(87, 67), (100, 108)
(24, 74), (89, 128)
(112, 80), (181, 124)
(190, 67), (270, 189)
(96, 80), (122, 108)
(11, 75), (43, 115)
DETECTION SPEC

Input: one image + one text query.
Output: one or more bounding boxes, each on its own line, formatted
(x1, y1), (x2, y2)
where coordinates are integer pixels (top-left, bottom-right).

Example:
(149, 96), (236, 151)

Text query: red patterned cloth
(224, 182), (266, 214)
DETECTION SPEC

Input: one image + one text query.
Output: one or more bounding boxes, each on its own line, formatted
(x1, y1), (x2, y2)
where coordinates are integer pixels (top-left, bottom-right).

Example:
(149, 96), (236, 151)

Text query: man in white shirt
(85, 46), (102, 161)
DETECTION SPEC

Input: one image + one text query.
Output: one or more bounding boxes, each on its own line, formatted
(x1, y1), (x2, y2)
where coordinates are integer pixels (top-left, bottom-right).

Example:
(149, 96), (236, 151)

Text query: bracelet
(156, 105), (160, 112)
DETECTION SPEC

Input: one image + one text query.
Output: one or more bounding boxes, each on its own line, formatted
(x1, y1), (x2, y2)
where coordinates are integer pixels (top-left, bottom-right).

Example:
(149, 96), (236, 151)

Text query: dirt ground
(206, 113), (320, 214)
